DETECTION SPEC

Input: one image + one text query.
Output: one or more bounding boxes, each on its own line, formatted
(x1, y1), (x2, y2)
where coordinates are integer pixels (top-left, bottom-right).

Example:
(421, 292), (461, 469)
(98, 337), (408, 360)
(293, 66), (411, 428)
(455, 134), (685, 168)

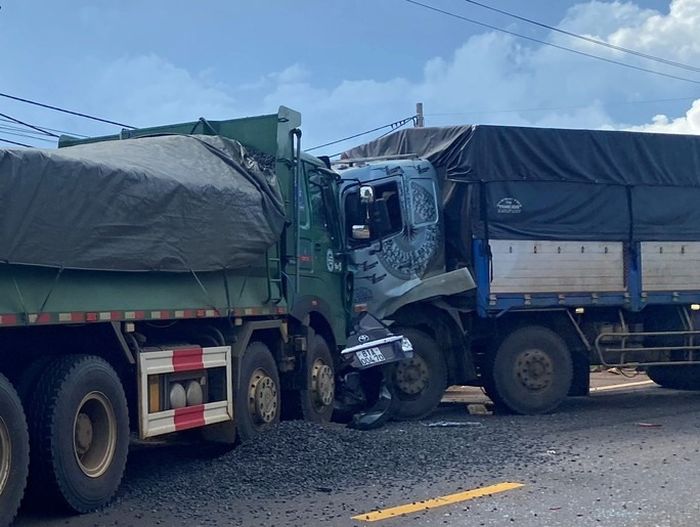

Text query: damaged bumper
(337, 313), (413, 429)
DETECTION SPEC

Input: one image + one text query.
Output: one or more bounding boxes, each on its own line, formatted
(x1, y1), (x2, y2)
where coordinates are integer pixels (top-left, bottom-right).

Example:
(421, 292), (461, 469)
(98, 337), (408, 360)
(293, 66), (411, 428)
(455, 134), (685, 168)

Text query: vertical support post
(415, 102), (424, 128)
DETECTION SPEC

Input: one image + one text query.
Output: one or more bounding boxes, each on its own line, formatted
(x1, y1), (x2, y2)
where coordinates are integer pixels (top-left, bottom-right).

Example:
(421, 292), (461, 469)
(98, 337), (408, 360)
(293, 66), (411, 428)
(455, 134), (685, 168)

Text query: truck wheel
(646, 365), (700, 390)
(295, 334), (336, 423)
(488, 326), (573, 415)
(0, 374), (29, 527)
(390, 328), (447, 420)
(236, 342), (280, 443)
(27, 355), (129, 513)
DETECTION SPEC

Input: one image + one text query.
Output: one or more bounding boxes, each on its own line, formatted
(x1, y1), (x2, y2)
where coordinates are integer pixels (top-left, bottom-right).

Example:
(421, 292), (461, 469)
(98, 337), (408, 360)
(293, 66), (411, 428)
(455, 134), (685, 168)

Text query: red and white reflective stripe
(138, 345), (232, 438)
(145, 401), (230, 437)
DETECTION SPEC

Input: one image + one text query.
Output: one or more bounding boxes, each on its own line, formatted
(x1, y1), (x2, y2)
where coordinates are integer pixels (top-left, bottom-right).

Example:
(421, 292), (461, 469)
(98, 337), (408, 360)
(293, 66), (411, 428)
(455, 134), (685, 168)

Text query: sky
(1, 0), (699, 155)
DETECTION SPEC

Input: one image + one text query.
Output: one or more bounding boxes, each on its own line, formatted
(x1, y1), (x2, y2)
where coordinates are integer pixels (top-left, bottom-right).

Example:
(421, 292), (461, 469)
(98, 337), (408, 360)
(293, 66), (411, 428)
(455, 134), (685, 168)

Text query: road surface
(15, 373), (699, 527)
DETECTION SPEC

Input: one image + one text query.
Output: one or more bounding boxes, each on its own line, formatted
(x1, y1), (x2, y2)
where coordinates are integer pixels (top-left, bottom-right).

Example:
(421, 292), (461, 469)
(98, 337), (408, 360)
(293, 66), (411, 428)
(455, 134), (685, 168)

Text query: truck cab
(337, 158), (476, 419)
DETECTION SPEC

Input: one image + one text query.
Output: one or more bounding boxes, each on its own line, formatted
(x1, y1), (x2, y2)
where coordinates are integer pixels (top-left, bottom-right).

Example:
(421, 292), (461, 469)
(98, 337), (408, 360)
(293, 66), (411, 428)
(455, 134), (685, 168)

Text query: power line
(424, 95), (700, 117)
(0, 117), (88, 137)
(0, 91), (135, 129)
(403, 0), (700, 86)
(305, 115), (417, 152)
(462, 0), (700, 74)
(0, 136), (32, 148)
(0, 112), (58, 137)
(328, 116), (419, 158)
(0, 127), (56, 143)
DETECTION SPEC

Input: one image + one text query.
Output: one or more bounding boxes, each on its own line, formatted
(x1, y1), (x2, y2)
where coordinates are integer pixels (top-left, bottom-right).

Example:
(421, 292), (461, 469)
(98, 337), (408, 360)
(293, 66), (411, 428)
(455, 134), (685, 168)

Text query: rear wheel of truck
(390, 328), (447, 420)
(288, 334), (335, 424)
(236, 342), (281, 443)
(487, 326), (573, 415)
(646, 365), (700, 390)
(26, 355), (129, 513)
(0, 373), (29, 527)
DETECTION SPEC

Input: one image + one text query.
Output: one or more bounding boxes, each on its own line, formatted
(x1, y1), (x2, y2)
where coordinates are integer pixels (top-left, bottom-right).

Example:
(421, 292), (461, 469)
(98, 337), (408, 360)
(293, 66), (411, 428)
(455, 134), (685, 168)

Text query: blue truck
(337, 124), (700, 418)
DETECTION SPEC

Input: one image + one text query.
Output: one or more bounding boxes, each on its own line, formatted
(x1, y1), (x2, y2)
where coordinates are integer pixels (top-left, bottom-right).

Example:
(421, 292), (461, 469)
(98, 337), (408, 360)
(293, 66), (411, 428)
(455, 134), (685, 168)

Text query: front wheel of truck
(286, 334), (336, 424)
(0, 373), (29, 527)
(390, 328), (447, 420)
(26, 355), (129, 513)
(486, 326), (573, 415)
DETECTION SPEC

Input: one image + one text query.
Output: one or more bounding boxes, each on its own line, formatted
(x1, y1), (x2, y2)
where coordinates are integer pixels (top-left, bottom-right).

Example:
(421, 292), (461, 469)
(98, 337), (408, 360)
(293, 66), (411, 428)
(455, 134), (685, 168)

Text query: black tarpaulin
(343, 125), (700, 187)
(344, 125), (700, 242)
(0, 135), (286, 271)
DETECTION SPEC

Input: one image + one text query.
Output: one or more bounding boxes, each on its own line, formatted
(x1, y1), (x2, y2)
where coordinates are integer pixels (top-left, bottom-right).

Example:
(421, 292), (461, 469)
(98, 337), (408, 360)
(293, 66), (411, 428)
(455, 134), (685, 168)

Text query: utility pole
(415, 102), (424, 128)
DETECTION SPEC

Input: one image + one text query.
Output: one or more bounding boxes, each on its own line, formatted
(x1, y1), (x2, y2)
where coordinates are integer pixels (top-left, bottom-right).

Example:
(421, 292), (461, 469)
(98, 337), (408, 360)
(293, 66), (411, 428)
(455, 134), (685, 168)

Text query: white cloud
(627, 99), (700, 133)
(10, 1), (700, 149)
(257, 0), (700, 151)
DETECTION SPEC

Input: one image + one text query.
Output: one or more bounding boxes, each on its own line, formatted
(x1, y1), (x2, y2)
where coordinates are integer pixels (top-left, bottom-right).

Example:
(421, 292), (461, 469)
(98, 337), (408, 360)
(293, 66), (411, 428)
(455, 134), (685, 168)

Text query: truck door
(296, 162), (347, 342)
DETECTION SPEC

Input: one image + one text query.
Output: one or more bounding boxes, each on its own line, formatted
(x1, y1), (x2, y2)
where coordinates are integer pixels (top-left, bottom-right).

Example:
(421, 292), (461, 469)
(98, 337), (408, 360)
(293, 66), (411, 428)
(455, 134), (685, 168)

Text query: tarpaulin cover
(0, 135), (286, 271)
(344, 125), (700, 242)
(342, 125), (700, 186)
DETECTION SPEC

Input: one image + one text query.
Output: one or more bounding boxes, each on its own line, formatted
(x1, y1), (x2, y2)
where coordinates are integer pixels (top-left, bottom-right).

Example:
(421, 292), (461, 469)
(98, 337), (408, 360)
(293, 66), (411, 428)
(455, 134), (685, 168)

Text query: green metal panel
(0, 264), (277, 317)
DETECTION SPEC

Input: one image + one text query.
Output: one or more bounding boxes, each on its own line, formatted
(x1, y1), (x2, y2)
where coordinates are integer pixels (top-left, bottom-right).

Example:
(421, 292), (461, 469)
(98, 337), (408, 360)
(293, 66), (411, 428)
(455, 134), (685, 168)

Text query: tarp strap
(479, 181), (493, 282)
(625, 185), (637, 269)
(37, 267), (64, 315)
(190, 269), (220, 313)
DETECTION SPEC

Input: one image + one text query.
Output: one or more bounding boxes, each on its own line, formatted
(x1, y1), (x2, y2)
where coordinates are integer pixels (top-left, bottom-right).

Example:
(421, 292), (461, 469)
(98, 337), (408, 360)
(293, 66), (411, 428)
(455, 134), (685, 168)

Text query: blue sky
(1, 0), (698, 154)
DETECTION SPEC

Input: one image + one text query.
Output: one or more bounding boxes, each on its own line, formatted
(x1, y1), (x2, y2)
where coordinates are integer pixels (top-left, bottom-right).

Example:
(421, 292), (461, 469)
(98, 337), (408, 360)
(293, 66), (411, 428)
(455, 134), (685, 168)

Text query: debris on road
(636, 422), (663, 428)
(115, 416), (544, 522)
(425, 421), (484, 428)
(467, 403), (493, 416)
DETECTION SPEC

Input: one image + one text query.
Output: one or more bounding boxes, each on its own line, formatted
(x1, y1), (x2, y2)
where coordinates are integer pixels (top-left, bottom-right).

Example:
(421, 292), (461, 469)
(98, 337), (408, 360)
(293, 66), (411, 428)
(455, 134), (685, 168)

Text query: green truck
(0, 107), (409, 524)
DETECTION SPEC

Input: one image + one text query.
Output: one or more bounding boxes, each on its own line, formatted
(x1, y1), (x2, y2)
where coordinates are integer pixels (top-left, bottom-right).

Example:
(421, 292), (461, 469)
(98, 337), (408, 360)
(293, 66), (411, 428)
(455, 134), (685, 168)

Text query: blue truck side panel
(473, 239), (700, 317)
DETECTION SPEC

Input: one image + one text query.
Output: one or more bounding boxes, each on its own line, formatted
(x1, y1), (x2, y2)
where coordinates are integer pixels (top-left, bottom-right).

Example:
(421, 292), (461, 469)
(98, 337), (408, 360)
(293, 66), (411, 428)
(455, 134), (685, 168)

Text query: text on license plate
(355, 347), (386, 366)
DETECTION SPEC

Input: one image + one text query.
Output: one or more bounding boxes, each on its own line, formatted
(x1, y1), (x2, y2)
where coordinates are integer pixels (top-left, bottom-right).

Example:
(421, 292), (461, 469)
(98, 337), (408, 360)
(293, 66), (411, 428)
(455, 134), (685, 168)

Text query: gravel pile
(116, 412), (549, 520)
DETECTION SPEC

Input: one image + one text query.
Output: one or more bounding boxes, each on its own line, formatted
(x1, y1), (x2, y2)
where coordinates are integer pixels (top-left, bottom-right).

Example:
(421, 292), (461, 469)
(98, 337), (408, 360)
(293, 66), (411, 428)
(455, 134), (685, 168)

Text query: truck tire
(646, 365), (700, 390)
(390, 328), (447, 420)
(26, 355), (129, 513)
(287, 334), (335, 424)
(236, 342), (281, 443)
(0, 373), (29, 527)
(487, 326), (573, 415)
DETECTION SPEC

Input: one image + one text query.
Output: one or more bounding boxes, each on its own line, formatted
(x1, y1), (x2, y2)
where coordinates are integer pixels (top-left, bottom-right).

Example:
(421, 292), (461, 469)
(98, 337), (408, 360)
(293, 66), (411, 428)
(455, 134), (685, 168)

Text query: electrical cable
(0, 91), (135, 128)
(462, 0), (700, 74)
(0, 136), (32, 147)
(305, 115), (417, 152)
(0, 127), (56, 143)
(328, 116), (417, 158)
(0, 112), (58, 137)
(403, 0), (700, 86)
(0, 116), (88, 137)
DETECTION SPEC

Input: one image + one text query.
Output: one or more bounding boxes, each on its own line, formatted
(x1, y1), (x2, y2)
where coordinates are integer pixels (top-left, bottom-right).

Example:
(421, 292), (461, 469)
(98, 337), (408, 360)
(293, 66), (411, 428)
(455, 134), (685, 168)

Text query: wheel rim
(248, 368), (278, 425)
(515, 348), (554, 391)
(0, 416), (10, 497)
(310, 358), (335, 410)
(73, 392), (117, 478)
(394, 355), (429, 396)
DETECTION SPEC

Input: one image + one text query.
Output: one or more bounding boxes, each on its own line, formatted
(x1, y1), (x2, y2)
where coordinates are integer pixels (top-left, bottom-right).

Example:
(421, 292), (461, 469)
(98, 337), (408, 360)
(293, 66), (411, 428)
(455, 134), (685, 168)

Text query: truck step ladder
(265, 249), (284, 305)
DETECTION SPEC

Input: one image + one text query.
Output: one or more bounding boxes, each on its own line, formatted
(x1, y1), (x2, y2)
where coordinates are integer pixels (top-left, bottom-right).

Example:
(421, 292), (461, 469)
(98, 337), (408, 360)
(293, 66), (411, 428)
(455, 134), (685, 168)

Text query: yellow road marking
(590, 380), (655, 393)
(352, 481), (524, 522)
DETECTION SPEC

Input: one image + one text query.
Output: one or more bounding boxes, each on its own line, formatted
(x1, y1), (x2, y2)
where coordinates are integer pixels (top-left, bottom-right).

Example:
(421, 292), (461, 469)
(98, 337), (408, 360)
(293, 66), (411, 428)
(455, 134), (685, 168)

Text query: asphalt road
(15, 378), (700, 527)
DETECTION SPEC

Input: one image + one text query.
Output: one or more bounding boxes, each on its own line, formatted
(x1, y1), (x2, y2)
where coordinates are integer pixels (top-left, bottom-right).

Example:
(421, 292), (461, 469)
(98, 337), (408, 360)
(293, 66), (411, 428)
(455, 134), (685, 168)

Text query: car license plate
(355, 347), (386, 367)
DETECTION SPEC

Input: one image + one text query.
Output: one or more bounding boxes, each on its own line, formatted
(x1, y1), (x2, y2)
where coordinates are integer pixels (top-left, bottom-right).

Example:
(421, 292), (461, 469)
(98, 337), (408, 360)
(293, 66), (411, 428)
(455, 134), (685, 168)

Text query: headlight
(401, 337), (413, 352)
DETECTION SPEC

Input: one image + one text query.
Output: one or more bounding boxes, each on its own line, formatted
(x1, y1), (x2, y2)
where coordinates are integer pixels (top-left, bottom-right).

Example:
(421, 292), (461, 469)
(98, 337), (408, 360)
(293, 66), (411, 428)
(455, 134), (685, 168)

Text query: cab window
(345, 180), (403, 243)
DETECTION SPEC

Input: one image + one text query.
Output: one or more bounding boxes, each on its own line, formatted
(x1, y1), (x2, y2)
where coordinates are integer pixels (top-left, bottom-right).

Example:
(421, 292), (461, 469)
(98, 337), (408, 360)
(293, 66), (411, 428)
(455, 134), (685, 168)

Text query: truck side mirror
(359, 185), (375, 203)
